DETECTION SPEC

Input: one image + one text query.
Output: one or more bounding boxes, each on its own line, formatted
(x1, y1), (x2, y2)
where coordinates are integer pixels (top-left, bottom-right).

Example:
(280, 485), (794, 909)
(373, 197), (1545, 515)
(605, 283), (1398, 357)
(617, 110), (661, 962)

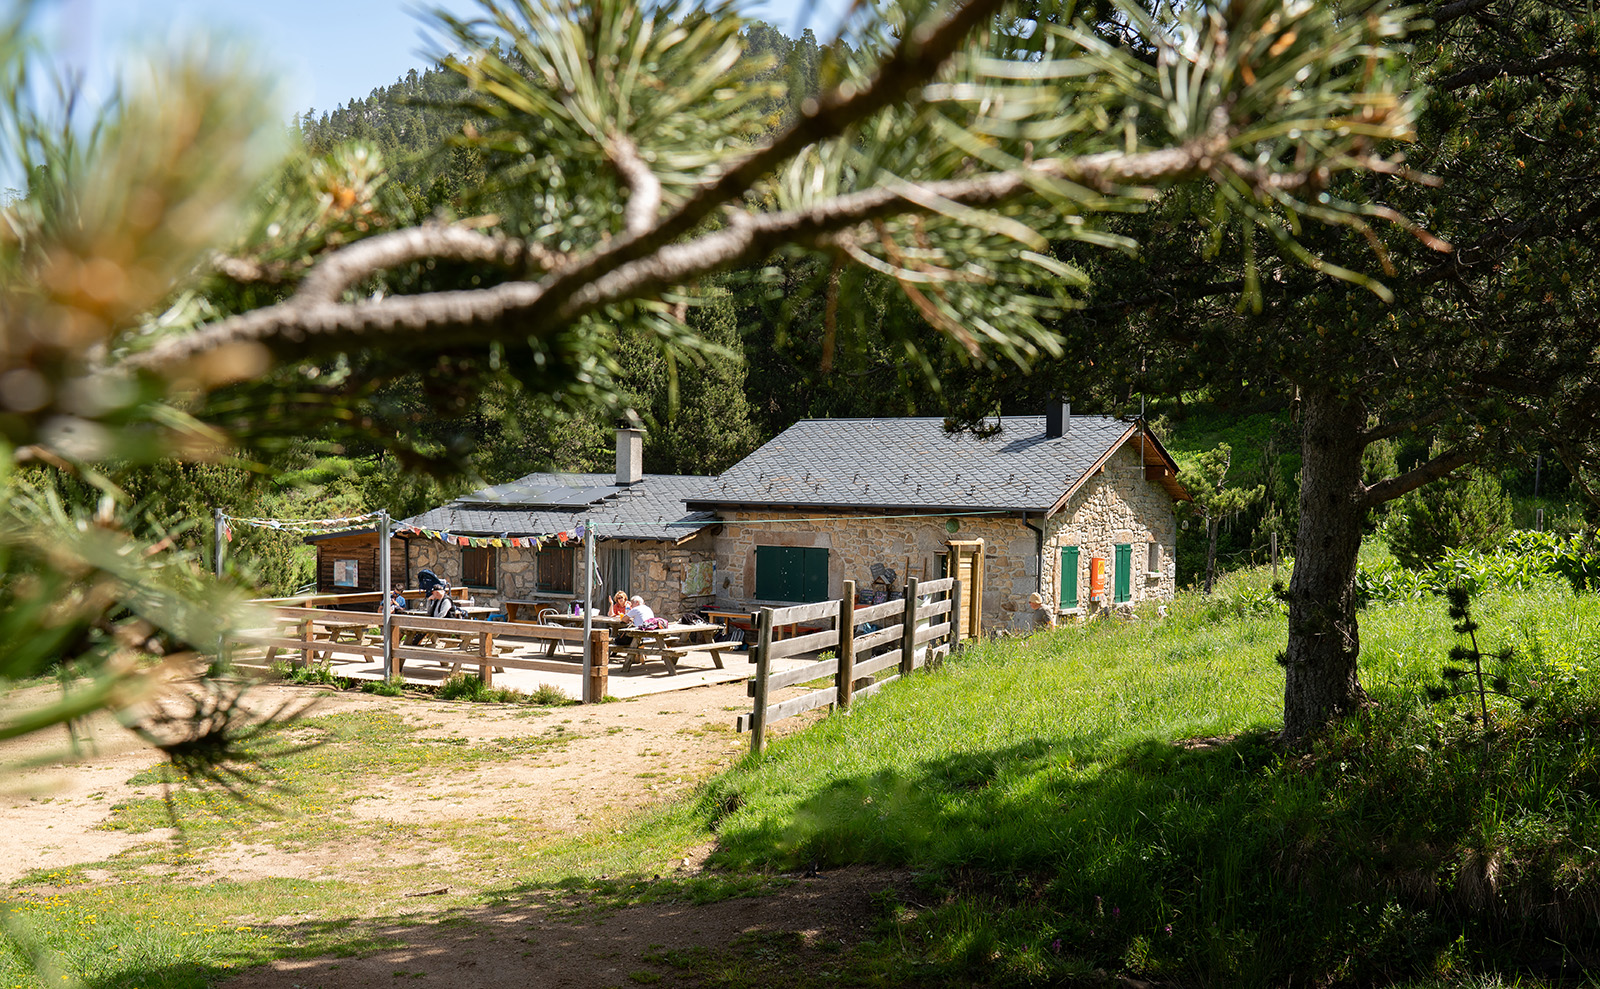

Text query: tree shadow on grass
(702, 727), (1600, 986)
(63, 866), (928, 989)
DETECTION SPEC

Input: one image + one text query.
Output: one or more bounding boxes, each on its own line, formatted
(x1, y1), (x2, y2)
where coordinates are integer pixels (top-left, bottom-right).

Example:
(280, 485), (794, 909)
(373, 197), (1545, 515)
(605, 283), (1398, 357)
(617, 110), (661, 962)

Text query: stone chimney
(1045, 398), (1070, 438)
(615, 428), (643, 486)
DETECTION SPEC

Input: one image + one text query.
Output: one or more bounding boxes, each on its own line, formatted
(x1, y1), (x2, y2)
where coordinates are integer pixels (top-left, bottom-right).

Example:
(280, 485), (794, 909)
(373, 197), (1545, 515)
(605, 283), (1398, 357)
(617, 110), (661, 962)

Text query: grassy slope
(700, 575), (1600, 986)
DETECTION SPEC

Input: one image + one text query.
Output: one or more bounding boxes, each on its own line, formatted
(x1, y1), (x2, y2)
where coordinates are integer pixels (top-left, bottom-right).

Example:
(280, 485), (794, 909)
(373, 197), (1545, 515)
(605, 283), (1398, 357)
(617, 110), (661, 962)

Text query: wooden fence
(227, 603), (610, 702)
(736, 576), (962, 754)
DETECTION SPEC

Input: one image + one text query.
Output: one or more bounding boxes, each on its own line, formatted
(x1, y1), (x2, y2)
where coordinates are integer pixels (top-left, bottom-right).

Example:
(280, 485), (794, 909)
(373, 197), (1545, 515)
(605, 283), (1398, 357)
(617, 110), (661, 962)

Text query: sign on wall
(681, 560), (713, 597)
(333, 559), (359, 587)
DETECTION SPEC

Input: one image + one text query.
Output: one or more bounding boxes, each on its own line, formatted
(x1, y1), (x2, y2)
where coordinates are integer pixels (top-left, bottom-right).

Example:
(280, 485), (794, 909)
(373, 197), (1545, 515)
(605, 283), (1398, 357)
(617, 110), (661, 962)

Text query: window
(754, 546), (829, 602)
(461, 547), (497, 588)
(1059, 546), (1079, 609)
(1147, 542), (1161, 574)
(1113, 544), (1132, 603)
(537, 546), (575, 593)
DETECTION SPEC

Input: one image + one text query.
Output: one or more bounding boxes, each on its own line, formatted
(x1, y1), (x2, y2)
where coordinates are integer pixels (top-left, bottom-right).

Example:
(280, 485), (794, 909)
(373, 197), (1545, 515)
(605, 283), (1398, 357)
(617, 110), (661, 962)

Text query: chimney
(615, 428), (643, 486)
(1045, 398), (1070, 439)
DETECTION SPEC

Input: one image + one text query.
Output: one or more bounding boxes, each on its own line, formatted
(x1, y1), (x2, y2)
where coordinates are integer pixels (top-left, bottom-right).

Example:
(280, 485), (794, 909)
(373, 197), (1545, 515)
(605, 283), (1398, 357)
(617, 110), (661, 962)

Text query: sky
(43, 0), (850, 120)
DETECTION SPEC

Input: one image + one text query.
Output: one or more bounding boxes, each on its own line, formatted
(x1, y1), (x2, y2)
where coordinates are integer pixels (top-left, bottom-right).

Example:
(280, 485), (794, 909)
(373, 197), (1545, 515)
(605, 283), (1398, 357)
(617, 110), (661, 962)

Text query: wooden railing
(736, 576), (962, 754)
(228, 606), (609, 702)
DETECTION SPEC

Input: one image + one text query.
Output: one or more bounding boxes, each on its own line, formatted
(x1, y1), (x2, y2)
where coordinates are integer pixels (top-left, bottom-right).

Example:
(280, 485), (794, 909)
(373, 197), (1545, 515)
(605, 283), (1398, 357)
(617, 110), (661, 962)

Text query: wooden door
(945, 539), (985, 639)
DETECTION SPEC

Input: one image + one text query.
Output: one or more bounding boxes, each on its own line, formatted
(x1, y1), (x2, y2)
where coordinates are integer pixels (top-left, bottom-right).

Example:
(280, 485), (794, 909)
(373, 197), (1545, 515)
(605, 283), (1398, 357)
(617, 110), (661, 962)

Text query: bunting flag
(221, 510), (381, 536)
(224, 513), (605, 549)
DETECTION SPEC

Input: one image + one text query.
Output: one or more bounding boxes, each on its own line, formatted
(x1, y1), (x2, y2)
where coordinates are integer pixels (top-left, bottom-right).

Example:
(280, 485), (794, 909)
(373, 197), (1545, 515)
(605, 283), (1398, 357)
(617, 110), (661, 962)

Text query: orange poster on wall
(1089, 557), (1107, 599)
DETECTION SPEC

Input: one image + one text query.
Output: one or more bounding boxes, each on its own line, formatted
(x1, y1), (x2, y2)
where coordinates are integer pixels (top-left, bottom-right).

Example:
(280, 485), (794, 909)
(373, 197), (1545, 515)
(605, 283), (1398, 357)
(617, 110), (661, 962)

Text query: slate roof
(688, 416), (1180, 514)
(403, 473), (716, 542)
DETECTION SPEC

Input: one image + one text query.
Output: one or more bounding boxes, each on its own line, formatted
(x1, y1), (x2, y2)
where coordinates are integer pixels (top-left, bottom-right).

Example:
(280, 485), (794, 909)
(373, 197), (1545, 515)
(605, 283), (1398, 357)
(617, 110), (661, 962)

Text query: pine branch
(1359, 444), (1481, 508)
(608, 133), (662, 236)
(115, 139), (1239, 378)
(293, 225), (559, 305)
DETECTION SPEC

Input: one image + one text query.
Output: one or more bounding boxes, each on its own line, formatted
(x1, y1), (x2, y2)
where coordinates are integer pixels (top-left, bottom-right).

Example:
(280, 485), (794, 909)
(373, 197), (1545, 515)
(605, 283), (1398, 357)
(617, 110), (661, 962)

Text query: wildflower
(1112, 906), (1120, 919)
(1051, 938), (1062, 955)
(1164, 924), (1173, 935)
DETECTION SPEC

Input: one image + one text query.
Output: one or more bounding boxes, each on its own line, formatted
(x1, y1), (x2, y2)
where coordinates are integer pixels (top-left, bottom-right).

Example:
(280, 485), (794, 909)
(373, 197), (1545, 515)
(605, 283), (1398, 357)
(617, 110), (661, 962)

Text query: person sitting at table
(389, 590), (408, 613)
(427, 585), (462, 620)
(608, 590), (629, 618)
(625, 594), (656, 628)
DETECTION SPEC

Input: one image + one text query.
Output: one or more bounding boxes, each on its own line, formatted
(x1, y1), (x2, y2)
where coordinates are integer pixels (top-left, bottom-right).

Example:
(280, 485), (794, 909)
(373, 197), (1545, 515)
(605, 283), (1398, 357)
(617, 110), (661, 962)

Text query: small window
(1147, 542), (1161, 574)
(537, 546), (575, 593)
(461, 547), (497, 588)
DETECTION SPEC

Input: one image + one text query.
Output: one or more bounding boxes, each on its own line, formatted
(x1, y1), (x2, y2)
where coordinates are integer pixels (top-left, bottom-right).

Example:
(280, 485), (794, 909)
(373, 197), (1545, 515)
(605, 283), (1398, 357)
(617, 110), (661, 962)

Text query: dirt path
(0, 678), (789, 884)
(221, 867), (917, 989)
(3, 678), (883, 988)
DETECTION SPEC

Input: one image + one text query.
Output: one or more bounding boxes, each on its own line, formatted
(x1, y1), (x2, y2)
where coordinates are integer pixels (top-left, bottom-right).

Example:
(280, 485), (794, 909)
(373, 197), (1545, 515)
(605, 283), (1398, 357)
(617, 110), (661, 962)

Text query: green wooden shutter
(801, 547), (830, 602)
(755, 546), (793, 600)
(1059, 546), (1079, 609)
(756, 546), (831, 602)
(1114, 544), (1132, 603)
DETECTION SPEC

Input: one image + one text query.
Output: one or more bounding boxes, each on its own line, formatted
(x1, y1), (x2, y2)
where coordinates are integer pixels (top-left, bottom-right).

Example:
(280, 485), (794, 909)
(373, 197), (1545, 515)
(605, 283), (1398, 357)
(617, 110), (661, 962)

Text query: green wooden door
(1113, 544), (1132, 603)
(1059, 546), (1079, 609)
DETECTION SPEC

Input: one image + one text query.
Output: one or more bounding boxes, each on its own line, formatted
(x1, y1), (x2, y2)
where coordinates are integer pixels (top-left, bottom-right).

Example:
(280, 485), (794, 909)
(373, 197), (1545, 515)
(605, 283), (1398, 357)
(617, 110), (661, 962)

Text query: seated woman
(608, 590), (629, 619)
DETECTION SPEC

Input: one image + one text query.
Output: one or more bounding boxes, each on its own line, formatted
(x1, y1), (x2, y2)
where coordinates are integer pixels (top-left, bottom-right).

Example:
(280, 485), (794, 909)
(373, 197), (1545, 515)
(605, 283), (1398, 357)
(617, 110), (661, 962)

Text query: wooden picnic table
(542, 613), (629, 630)
(612, 622), (739, 674)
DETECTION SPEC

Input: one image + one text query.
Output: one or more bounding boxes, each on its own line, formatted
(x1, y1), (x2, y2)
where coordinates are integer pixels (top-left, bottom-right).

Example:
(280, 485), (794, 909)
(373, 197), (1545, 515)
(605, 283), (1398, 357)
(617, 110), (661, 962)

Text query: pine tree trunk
(1282, 389), (1369, 742)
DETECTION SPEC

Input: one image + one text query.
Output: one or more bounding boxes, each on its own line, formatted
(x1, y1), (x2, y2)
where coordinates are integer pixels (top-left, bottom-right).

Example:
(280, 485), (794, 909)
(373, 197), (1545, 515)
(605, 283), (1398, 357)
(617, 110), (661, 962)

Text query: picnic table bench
(613, 622), (735, 674)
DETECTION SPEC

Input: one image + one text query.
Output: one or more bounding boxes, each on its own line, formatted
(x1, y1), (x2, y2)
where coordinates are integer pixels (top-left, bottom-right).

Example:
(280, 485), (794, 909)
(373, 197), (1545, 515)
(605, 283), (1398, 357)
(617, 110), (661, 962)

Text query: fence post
(837, 580), (856, 711)
(389, 622), (403, 680)
(479, 627), (493, 687)
(750, 607), (775, 757)
(379, 510), (393, 683)
(899, 578), (919, 675)
(299, 618), (314, 669)
(587, 629), (609, 702)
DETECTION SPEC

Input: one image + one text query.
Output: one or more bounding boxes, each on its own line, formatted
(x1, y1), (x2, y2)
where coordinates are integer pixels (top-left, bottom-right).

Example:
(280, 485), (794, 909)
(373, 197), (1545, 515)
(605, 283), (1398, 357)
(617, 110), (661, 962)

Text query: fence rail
(736, 577), (963, 754)
(227, 604), (609, 701)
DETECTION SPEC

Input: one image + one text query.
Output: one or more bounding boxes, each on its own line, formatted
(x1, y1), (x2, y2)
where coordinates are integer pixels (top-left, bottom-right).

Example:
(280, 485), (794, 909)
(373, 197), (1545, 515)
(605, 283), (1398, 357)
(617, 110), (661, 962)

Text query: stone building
(685, 404), (1189, 630)
(398, 429), (719, 618)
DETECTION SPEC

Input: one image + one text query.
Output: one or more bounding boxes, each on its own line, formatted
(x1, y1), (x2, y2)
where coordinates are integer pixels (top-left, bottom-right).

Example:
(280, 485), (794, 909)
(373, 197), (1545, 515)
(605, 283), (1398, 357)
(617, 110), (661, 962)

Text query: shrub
(1357, 529), (1600, 604)
(1388, 470), (1513, 570)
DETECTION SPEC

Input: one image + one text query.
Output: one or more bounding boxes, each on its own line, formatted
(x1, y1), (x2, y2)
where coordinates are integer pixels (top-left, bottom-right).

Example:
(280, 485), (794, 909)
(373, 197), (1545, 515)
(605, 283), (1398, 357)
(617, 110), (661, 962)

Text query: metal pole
(582, 523), (595, 702)
(379, 510), (393, 683)
(214, 509), (226, 578)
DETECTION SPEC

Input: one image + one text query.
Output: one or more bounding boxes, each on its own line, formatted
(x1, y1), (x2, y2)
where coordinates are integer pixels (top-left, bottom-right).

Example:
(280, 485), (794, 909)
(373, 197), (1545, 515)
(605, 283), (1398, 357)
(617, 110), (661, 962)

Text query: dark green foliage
(1176, 443), (1265, 594)
(1390, 470), (1515, 570)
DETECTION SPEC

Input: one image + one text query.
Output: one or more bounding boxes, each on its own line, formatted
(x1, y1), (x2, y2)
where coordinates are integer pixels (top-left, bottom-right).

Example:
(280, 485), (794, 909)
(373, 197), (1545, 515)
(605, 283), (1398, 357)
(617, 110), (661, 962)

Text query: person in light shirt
(625, 595), (655, 628)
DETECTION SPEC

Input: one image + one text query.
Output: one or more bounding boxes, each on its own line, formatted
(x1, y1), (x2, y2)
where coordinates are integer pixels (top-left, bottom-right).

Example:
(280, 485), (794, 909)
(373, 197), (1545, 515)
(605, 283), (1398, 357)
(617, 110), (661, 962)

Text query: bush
(1388, 470), (1513, 570)
(1357, 530), (1600, 604)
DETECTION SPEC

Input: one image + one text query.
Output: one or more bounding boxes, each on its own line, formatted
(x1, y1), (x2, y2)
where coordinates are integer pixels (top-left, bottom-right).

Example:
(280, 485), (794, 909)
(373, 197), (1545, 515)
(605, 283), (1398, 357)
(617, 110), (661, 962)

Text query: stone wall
(1041, 442), (1178, 617)
(405, 534), (716, 618)
(709, 441), (1178, 631)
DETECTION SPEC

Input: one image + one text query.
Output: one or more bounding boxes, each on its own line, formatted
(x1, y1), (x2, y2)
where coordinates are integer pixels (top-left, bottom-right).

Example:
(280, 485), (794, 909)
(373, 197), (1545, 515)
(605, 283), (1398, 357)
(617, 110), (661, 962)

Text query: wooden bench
(663, 639), (742, 669)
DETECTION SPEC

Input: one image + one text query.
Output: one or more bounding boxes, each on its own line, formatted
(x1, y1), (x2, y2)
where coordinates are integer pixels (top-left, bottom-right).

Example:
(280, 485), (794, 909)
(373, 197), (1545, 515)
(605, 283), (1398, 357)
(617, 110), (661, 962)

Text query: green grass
(694, 574), (1600, 986)
(9, 572), (1600, 987)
